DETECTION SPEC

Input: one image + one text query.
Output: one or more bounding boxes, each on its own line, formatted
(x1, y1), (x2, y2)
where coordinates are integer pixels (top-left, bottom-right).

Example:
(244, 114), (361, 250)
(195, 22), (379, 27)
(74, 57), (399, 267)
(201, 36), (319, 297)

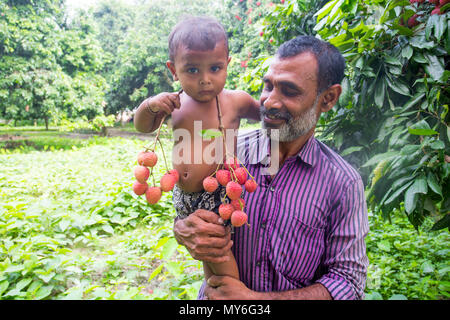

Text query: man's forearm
(253, 283), (332, 300)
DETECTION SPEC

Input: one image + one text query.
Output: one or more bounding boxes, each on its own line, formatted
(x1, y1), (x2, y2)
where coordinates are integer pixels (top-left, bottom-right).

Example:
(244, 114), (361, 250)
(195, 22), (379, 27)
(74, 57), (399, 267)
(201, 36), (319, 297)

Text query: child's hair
(168, 15), (229, 62)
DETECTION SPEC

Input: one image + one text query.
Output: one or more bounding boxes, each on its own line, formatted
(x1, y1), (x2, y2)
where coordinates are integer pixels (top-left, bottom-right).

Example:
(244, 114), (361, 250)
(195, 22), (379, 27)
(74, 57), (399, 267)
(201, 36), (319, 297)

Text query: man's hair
(168, 15), (229, 62)
(276, 35), (345, 94)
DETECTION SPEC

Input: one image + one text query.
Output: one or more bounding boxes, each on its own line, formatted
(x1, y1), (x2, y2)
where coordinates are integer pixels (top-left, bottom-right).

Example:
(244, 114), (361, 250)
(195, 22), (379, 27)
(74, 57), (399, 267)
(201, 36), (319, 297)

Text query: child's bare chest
(172, 100), (239, 133)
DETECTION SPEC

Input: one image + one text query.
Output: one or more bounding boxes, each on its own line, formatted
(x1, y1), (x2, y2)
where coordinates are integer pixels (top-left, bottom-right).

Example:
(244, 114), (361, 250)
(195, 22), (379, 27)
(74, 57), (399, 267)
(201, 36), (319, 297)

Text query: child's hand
(146, 92), (181, 115)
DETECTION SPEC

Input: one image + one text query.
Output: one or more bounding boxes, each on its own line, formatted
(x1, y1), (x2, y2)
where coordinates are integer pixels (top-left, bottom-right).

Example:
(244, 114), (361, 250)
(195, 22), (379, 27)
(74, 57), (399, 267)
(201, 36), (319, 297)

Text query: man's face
(259, 52), (321, 142)
(166, 40), (230, 103)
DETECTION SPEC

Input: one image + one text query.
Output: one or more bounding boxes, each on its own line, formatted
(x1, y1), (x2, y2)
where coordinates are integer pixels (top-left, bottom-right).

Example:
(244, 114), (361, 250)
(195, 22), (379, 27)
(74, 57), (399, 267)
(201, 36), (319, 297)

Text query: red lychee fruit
(145, 187), (162, 204)
(226, 181), (242, 200)
(231, 198), (245, 211)
(431, 6), (442, 14)
(233, 167), (248, 185)
(224, 157), (239, 171)
(231, 210), (248, 227)
(216, 169), (231, 186)
(439, 0), (449, 6)
(132, 181), (148, 195)
(168, 169), (179, 182)
(244, 179), (258, 193)
(138, 151), (158, 167)
(203, 176), (219, 193)
(428, 0), (439, 4)
(218, 203), (234, 220)
(134, 165), (150, 183)
(160, 173), (176, 192)
(407, 14), (420, 28)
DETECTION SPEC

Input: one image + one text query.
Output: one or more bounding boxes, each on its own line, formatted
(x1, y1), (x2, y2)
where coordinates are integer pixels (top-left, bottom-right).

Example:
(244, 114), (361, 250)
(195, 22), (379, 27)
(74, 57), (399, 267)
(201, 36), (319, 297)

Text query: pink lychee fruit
(203, 176), (219, 193)
(226, 181), (242, 200)
(145, 187), (162, 204)
(132, 181), (148, 195)
(134, 165), (150, 183)
(218, 203), (234, 220)
(231, 210), (248, 227)
(138, 151), (158, 167)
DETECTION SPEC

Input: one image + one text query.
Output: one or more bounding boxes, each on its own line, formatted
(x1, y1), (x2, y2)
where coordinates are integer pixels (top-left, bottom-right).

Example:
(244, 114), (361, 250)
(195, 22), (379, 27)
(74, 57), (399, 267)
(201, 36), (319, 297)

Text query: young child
(134, 16), (260, 281)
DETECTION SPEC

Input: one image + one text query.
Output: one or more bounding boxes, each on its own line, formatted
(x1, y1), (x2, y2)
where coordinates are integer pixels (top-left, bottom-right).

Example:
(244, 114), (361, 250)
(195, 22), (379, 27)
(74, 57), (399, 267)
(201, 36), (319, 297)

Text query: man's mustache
(260, 105), (292, 121)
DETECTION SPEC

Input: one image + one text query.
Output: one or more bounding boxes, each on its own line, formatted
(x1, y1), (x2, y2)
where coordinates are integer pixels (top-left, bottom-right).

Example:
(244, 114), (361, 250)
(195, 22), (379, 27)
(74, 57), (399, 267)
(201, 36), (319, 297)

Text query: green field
(0, 126), (448, 300)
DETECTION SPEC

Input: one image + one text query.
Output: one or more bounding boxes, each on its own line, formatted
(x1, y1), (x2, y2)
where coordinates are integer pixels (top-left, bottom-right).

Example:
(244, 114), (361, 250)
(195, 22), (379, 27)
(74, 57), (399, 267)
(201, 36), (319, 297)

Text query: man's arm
(204, 276), (331, 300)
(315, 178), (369, 300)
(173, 209), (233, 263)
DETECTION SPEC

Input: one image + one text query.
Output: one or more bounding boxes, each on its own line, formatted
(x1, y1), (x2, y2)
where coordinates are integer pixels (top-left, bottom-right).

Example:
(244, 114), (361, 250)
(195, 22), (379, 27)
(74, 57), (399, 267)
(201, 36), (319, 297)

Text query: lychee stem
(158, 137), (169, 172)
(234, 156), (255, 180)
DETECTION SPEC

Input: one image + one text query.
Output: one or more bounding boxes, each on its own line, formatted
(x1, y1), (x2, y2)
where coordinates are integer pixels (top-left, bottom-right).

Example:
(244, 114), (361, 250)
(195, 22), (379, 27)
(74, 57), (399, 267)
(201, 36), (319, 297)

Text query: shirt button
(256, 261), (261, 267)
(270, 186), (275, 192)
(261, 222), (266, 229)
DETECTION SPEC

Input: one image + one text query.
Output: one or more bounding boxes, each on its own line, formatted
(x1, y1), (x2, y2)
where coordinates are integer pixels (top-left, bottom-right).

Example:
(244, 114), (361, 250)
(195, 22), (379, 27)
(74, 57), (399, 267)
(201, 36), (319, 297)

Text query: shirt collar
(253, 130), (318, 168)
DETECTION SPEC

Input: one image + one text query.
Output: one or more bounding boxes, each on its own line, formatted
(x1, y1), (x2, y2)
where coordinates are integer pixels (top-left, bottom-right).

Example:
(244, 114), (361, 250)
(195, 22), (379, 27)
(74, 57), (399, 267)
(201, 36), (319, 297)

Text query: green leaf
(408, 120), (438, 136)
(434, 14), (447, 41)
(340, 146), (363, 156)
(362, 151), (397, 167)
(382, 179), (414, 205)
(0, 281), (9, 296)
(431, 214), (450, 231)
(427, 172), (442, 197)
(386, 76), (410, 96)
(401, 92), (425, 112)
(34, 285), (53, 300)
(148, 264), (163, 282)
(404, 176), (428, 213)
(430, 140), (444, 150)
(102, 224), (114, 234)
(374, 79), (386, 108)
(424, 54), (445, 82)
(421, 261), (435, 274)
(199, 129), (222, 139)
(388, 294), (408, 300)
(377, 240), (391, 252)
(161, 237), (178, 261)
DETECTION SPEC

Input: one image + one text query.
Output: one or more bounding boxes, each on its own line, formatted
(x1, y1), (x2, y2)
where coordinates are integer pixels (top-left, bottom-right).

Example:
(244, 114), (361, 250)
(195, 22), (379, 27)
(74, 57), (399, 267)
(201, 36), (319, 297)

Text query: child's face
(167, 40), (230, 103)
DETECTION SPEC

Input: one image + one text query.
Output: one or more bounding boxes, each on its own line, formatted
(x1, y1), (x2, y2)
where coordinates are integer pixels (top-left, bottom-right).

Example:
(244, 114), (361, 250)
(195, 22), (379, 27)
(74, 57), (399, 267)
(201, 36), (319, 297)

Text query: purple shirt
(198, 129), (369, 300)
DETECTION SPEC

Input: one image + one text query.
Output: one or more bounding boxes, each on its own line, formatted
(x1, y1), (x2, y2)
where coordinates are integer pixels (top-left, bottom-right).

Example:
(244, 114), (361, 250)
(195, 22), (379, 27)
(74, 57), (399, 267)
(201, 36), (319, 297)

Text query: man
(173, 35), (369, 300)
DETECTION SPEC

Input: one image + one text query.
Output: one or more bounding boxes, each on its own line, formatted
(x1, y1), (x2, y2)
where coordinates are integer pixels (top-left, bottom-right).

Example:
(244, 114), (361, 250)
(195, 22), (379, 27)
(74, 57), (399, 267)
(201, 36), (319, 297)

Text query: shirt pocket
(271, 216), (326, 282)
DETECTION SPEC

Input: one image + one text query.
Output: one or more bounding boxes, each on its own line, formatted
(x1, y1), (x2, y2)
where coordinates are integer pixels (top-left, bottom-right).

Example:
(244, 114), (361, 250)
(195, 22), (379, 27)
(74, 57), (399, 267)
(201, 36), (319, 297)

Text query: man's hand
(204, 276), (259, 300)
(173, 209), (233, 263)
(145, 92), (181, 115)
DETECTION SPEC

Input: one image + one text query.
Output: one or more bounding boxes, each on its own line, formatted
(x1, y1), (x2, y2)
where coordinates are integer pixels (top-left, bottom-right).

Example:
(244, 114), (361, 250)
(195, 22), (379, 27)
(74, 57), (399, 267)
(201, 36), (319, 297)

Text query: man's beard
(260, 97), (320, 142)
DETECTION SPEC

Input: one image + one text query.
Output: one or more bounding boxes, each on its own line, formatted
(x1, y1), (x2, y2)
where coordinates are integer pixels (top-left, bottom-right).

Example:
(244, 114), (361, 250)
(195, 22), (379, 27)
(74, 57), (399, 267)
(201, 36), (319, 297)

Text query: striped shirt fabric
(198, 129), (369, 300)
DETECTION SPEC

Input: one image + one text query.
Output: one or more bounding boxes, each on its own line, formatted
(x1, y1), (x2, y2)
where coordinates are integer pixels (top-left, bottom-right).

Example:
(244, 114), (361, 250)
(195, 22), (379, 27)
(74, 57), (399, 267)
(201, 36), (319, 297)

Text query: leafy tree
(100, 0), (226, 115)
(236, 0), (449, 231)
(0, 0), (107, 128)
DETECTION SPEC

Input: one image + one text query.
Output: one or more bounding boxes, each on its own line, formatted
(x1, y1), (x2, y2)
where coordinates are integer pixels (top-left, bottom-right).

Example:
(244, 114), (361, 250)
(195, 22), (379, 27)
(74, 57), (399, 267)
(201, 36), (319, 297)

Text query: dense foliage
(245, 0), (449, 231)
(0, 0), (107, 127)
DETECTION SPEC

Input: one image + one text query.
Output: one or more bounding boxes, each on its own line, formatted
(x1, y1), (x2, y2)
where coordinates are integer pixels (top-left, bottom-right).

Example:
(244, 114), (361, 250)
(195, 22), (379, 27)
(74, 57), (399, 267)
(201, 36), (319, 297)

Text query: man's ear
(166, 60), (178, 81)
(227, 56), (231, 65)
(320, 84), (342, 113)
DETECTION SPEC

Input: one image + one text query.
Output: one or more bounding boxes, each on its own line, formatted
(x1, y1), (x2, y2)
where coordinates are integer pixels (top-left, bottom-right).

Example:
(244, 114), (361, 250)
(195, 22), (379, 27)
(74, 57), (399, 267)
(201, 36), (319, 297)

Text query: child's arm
(134, 92), (181, 133)
(234, 90), (260, 122)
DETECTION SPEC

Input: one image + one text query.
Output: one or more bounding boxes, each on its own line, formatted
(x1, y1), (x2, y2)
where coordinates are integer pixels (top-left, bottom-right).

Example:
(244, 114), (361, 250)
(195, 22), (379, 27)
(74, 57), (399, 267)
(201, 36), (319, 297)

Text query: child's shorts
(173, 184), (228, 219)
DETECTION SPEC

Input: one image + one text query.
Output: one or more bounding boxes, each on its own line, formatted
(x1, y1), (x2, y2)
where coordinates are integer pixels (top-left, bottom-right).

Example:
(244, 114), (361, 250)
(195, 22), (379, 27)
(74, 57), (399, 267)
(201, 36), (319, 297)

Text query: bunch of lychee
(203, 156), (258, 228)
(132, 149), (180, 205)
